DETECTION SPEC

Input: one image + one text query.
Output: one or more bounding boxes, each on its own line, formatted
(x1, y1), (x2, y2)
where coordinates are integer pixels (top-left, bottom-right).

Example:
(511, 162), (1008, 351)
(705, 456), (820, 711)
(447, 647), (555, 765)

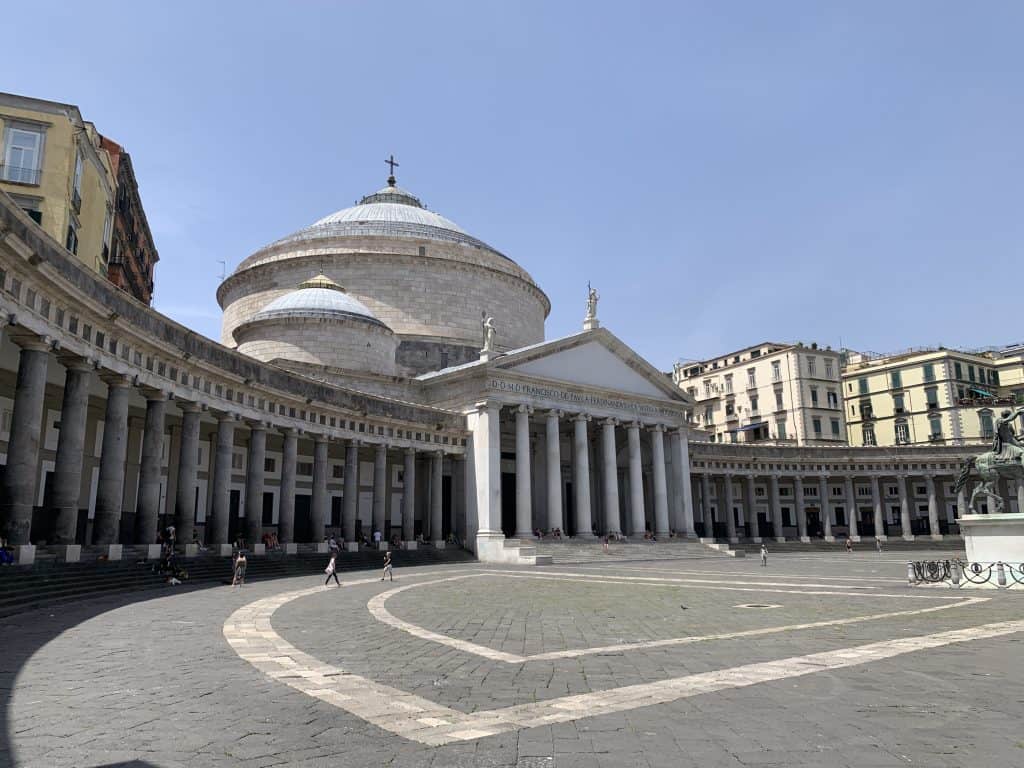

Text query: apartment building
(842, 347), (1010, 448)
(673, 342), (847, 446)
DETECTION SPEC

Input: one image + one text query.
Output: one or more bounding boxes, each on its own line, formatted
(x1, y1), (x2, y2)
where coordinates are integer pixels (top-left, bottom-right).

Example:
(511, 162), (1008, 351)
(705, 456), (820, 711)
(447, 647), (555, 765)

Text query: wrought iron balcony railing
(0, 164), (42, 185)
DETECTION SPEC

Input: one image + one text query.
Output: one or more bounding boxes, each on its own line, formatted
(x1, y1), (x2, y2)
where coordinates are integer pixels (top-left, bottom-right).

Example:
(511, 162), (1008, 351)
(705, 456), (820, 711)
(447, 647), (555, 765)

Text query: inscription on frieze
(486, 378), (682, 419)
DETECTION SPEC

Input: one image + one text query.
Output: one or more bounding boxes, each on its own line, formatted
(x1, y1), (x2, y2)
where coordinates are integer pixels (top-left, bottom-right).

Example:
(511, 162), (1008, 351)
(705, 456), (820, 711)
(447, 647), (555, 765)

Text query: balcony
(0, 164), (42, 185)
(71, 188), (82, 213)
(928, 433), (944, 442)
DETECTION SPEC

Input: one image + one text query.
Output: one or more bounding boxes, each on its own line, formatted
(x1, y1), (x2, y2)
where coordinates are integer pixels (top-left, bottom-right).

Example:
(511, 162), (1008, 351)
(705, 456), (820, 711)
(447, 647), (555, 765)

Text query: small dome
(253, 275), (387, 328)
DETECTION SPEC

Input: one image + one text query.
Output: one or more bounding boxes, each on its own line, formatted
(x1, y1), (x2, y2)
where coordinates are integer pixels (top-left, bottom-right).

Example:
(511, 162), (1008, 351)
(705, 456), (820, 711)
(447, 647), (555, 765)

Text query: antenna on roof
(217, 260), (226, 281)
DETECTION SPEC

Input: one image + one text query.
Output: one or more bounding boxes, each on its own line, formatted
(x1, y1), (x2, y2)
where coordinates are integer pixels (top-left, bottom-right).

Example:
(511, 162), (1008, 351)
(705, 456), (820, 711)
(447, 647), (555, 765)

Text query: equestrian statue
(953, 406), (1024, 514)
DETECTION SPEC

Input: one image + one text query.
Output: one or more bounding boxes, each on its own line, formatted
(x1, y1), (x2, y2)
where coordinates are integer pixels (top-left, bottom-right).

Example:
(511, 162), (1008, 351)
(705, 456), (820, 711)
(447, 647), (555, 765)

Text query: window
(776, 419), (787, 440)
(771, 361), (781, 382)
(979, 410), (994, 439)
(813, 417), (822, 436)
(827, 390), (838, 409)
(862, 425), (876, 446)
(65, 213), (80, 255)
(895, 420), (910, 445)
(890, 370), (902, 389)
(807, 356), (816, 376)
(231, 452), (244, 471)
(724, 374), (733, 394)
(102, 206), (113, 257)
(954, 361), (963, 380)
(2, 123), (45, 184)
(703, 379), (712, 397)
(893, 393), (905, 414)
(747, 368), (756, 388)
(991, 370), (1000, 386)
(968, 365), (975, 383)
(809, 386), (819, 406)
(925, 386), (939, 410)
(775, 390), (784, 410)
(9, 194), (42, 224)
(929, 415), (942, 440)
(332, 464), (345, 479)
(749, 395), (758, 412)
(830, 418), (840, 438)
(72, 150), (83, 210)
(858, 377), (868, 395)
(703, 406), (713, 425)
(725, 402), (735, 417)
(923, 363), (935, 382)
(825, 359), (834, 379)
(264, 457), (276, 473)
(297, 461), (314, 476)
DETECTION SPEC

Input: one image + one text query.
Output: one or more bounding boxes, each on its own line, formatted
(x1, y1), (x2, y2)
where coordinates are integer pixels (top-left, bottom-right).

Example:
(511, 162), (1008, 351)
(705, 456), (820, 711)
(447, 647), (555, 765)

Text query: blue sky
(5, 2), (1024, 369)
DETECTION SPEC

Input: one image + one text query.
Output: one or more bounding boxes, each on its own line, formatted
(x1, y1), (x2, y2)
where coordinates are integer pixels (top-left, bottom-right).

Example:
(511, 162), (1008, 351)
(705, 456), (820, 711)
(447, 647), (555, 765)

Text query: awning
(970, 387), (994, 397)
(733, 421), (767, 433)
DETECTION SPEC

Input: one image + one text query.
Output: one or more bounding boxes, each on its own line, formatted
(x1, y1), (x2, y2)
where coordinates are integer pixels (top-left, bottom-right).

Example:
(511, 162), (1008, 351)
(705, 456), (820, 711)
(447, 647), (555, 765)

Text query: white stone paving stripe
(223, 581), (1023, 746)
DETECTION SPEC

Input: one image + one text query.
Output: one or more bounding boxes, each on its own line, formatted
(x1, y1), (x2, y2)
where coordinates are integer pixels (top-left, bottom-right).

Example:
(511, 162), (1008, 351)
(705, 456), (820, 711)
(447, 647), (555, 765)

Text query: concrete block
(284, 543), (297, 554)
(799, 536), (811, 543)
(433, 540), (446, 549)
(15, 545), (35, 566)
(55, 544), (81, 563)
(315, 542), (329, 553)
(107, 544), (123, 561)
(377, 541), (390, 551)
(344, 542), (358, 552)
(147, 544), (163, 560)
(219, 544), (234, 557)
(183, 544), (198, 558)
(403, 541), (417, 550)
(253, 543), (266, 555)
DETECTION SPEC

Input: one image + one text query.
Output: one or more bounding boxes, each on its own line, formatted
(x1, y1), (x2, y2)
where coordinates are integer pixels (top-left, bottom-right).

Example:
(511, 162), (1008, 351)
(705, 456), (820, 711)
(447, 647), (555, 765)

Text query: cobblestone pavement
(3, 551), (1024, 767)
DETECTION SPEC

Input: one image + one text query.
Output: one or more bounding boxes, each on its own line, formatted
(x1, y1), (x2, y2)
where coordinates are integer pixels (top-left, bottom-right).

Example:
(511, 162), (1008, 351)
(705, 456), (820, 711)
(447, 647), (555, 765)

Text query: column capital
(374, 441), (388, 453)
(546, 408), (563, 420)
(212, 409), (238, 423)
(9, 331), (55, 352)
(601, 417), (619, 427)
(405, 446), (417, 456)
(626, 420), (642, 431)
(177, 400), (202, 414)
(313, 433), (330, 445)
(434, 448), (444, 458)
(138, 386), (169, 402)
(245, 419), (269, 432)
(280, 426), (299, 437)
(572, 412), (591, 423)
(515, 404), (534, 416)
(650, 423), (666, 433)
(348, 438), (361, 448)
(474, 400), (501, 415)
(99, 371), (132, 388)
(56, 353), (95, 373)
(745, 473), (755, 481)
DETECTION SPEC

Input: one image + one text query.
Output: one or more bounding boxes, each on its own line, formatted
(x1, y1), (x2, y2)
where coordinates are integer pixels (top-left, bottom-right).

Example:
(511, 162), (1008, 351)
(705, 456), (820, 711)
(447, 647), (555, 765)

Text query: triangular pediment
(497, 332), (689, 403)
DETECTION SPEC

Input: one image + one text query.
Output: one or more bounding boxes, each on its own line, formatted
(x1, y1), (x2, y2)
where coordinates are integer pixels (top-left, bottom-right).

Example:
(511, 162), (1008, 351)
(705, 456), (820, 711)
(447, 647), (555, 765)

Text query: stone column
(136, 392), (168, 546)
(845, 475), (860, 541)
(278, 428), (297, 544)
(1, 339), (50, 545)
(794, 476), (809, 542)
(545, 410), (563, 534)
(627, 422), (645, 537)
(769, 474), (784, 541)
(926, 475), (942, 540)
(311, 436), (329, 543)
(650, 425), (670, 537)
(343, 439), (359, 543)
(897, 475), (914, 540)
(210, 414), (235, 546)
(722, 472), (737, 543)
(373, 443), (387, 542)
(244, 423), (266, 547)
(670, 429), (694, 537)
(573, 414), (594, 537)
(471, 402), (502, 557)
(872, 476), (886, 540)
(744, 474), (760, 541)
(819, 475), (833, 541)
(94, 374), (132, 545)
(514, 405), (533, 538)
(700, 472), (713, 538)
(1016, 479), (1024, 516)
(173, 402), (202, 545)
(453, 454), (466, 542)
(403, 447), (417, 542)
(51, 358), (93, 544)
(601, 419), (621, 536)
(430, 451), (444, 545)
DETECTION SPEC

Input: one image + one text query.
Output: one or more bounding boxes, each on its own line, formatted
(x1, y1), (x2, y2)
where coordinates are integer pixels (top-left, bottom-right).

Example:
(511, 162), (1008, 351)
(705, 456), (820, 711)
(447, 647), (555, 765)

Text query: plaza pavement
(2, 549), (1022, 767)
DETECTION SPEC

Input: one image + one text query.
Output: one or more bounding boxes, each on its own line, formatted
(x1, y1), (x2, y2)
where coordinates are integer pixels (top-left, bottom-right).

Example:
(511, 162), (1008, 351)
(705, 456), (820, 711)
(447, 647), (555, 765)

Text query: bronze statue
(954, 405), (1024, 514)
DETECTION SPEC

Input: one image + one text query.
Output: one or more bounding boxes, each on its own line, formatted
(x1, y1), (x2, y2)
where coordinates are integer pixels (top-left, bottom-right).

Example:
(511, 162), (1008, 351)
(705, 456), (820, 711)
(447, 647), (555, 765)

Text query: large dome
(253, 274), (386, 328)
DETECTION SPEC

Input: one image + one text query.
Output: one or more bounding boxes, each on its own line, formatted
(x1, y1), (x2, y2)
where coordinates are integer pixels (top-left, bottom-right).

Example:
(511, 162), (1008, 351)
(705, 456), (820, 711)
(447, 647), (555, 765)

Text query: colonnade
(473, 403), (696, 541)
(0, 335), (459, 548)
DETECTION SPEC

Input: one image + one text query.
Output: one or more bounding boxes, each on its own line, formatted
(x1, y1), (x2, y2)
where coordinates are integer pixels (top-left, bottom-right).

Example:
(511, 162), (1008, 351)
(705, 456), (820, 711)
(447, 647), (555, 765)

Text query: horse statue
(953, 406), (1024, 514)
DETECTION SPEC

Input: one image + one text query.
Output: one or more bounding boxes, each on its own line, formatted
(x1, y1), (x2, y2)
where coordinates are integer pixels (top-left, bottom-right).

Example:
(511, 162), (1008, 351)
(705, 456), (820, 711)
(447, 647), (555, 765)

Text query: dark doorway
(30, 471), (55, 543)
(806, 509), (822, 538)
(330, 497), (342, 528)
(228, 489), (242, 542)
(859, 507), (875, 537)
(501, 472), (516, 537)
(295, 494), (312, 542)
(564, 481), (575, 536)
(442, 475), (452, 539)
(262, 492), (274, 526)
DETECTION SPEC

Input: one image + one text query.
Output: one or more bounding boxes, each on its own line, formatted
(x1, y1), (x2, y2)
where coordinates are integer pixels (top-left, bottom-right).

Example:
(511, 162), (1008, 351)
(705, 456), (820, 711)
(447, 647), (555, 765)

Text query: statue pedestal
(960, 512), (1024, 565)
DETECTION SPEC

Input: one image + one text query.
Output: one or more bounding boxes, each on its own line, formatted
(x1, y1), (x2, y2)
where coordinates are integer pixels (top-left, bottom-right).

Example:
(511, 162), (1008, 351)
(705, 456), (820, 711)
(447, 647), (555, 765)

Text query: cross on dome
(385, 154), (399, 186)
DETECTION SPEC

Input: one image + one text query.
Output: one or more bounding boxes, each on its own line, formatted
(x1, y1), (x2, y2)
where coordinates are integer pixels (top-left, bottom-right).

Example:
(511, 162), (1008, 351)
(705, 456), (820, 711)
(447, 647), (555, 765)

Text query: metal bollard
(907, 562), (916, 586)
(997, 562), (1007, 587)
(951, 560), (961, 586)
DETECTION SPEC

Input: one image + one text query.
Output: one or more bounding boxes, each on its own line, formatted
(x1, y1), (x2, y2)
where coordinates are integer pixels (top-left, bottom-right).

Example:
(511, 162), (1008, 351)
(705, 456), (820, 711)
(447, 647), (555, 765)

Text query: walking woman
(381, 550), (393, 581)
(232, 550), (247, 588)
(324, 553), (340, 587)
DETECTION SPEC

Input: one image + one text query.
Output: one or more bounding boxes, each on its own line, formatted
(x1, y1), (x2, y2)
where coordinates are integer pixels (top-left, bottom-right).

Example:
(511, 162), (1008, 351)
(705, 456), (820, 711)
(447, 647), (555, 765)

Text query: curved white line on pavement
(223, 581), (1024, 746)
(367, 571), (987, 662)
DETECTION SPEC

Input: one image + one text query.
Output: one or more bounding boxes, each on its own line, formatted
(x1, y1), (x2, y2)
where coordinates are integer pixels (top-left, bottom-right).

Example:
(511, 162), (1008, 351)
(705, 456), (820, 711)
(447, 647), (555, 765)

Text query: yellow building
(0, 92), (115, 276)
(842, 347), (1010, 448)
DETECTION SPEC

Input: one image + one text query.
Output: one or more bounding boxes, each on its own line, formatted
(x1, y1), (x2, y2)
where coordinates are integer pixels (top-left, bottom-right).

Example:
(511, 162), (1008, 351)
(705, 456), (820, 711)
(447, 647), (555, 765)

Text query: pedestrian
(876, 537), (883, 553)
(845, 538), (853, 553)
(324, 553), (340, 587)
(373, 529), (382, 548)
(328, 535), (339, 555)
(760, 543), (768, 567)
(381, 550), (393, 581)
(232, 550), (247, 588)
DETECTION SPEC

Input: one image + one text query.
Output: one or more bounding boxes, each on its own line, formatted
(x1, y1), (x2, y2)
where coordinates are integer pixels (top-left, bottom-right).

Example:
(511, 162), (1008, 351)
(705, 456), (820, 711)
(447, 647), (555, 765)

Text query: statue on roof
(481, 315), (496, 353)
(583, 282), (600, 330)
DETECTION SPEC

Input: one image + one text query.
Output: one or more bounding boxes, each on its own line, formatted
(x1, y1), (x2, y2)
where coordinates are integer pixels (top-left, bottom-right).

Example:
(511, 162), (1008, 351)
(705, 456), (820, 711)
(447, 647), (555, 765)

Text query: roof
(251, 274), (389, 329)
(262, 177), (511, 261)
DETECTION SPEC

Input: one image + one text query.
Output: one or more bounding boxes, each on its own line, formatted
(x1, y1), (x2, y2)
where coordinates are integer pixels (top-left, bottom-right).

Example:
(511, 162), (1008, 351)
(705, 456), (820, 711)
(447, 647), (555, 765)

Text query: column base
(315, 542), (329, 554)
(728, 537), (739, 545)
(403, 541), (418, 550)
(513, 531), (534, 540)
(930, 533), (944, 541)
(284, 543), (297, 554)
(15, 545), (36, 565)
(53, 544), (81, 563)
(775, 537), (786, 543)
(751, 536), (763, 544)
(902, 535), (916, 541)
(183, 544), (199, 558)
(219, 544), (234, 557)
(147, 544), (163, 560)
(876, 535), (888, 541)
(824, 536), (836, 543)
(656, 531), (672, 539)
(344, 542), (359, 552)
(377, 541), (390, 551)
(849, 536), (862, 542)
(799, 536), (811, 543)
(698, 537), (717, 544)
(574, 532), (597, 540)
(432, 540), (446, 549)
(252, 543), (265, 556)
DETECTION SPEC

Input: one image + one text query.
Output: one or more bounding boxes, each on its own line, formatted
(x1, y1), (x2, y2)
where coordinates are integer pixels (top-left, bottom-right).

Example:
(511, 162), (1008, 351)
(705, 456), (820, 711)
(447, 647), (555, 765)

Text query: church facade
(0, 171), (984, 564)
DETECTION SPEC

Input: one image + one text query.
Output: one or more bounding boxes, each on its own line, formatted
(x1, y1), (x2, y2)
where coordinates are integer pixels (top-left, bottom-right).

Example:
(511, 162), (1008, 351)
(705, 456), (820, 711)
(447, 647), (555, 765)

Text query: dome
(253, 274), (387, 328)
(265, 177), (510, 260)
